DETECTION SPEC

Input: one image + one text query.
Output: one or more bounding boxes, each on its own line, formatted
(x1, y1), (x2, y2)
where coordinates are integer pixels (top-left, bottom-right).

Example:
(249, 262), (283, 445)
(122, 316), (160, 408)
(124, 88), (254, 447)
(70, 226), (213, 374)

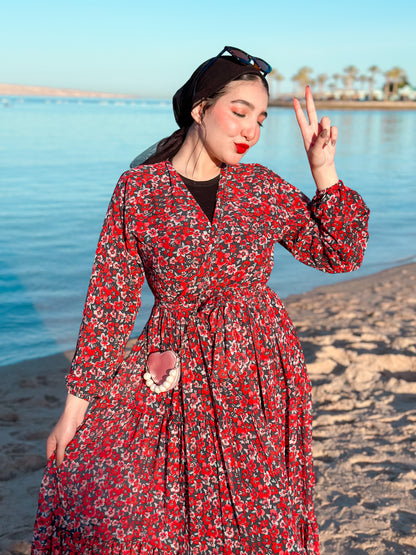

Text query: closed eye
(232, 110), (265, 128)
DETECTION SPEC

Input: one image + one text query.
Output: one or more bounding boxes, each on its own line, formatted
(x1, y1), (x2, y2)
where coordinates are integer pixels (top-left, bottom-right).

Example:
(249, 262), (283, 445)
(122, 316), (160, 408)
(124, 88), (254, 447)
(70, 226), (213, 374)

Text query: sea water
(1, 97), (415, 367)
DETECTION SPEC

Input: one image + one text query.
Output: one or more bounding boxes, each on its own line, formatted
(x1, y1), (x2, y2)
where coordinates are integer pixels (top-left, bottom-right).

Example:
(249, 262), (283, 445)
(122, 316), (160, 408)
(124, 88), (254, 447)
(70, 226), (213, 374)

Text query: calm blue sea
(1, 97), (415, 367)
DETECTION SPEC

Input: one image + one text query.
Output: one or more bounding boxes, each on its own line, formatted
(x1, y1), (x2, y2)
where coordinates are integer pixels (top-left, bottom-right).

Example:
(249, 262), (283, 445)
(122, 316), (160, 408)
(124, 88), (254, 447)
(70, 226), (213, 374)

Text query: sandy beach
(0, 83), (135, 99)
(0, 263), (415, 554)
(269, 99), (416, 110)
(2, 84), (416, 111)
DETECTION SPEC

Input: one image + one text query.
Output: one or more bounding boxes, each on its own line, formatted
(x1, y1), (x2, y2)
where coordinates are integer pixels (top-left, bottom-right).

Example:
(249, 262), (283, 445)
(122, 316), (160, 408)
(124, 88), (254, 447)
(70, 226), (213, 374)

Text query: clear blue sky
(1, 0), (415, 97)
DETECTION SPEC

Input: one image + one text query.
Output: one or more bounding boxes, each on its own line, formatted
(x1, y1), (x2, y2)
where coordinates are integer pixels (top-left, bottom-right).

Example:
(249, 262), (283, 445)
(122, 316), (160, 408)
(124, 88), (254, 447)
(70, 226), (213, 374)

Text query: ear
(191, 101), (205, 125)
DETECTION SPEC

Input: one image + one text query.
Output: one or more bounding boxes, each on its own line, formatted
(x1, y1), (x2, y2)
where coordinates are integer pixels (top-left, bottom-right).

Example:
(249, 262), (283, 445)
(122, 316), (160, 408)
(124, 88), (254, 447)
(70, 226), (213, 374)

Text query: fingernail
(320, 129), (328, 138)
(331, 140), (336, 147)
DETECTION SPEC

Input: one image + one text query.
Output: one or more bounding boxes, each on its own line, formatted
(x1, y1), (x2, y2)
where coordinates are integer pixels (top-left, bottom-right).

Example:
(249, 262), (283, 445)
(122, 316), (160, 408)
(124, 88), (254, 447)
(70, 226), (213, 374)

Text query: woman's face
(195, 78), (269, 167)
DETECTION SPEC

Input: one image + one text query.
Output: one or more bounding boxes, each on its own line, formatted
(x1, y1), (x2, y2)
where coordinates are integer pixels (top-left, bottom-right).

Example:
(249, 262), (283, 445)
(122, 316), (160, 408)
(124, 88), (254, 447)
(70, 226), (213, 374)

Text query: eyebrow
(231, 99), (268, 118)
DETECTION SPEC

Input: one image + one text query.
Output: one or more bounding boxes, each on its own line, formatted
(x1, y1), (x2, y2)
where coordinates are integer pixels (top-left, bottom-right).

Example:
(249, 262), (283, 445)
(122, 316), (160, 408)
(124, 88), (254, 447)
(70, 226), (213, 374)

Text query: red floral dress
(32, 161), (369, 554)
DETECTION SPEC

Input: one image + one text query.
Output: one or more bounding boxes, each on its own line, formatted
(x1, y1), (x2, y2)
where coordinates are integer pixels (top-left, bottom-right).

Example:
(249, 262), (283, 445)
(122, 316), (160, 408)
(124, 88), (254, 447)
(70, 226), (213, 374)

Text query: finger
(315, 128), (330, 149)
(330, 125), (338, 146)
(56, 443), (66, 467)
(319, 117), (330, 147)
(320, 116), (331, 134)
(305, 86), (318, 129)
(46, 434), (56, 461)
(293, 97), (309, 132)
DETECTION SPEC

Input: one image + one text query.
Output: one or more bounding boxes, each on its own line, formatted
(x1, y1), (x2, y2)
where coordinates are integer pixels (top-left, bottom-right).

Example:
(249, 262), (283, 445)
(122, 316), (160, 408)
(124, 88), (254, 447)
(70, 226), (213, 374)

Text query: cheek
(212, 110), (240, 136)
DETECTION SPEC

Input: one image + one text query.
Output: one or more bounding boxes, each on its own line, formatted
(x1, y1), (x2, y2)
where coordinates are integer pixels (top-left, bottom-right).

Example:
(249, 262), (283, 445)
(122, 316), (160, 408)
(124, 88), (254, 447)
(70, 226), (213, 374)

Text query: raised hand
(293, 86), (339, 190)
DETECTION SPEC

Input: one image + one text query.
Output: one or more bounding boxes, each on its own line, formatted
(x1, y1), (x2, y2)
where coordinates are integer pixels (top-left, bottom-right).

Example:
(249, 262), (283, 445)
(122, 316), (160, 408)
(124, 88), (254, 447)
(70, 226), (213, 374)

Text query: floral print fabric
(32, 161), (369, 554)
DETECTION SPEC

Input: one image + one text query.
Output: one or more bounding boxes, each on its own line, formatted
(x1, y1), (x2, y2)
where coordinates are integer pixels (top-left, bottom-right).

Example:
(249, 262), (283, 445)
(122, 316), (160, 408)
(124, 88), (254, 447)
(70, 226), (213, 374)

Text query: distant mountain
(0, 83), (136, 98)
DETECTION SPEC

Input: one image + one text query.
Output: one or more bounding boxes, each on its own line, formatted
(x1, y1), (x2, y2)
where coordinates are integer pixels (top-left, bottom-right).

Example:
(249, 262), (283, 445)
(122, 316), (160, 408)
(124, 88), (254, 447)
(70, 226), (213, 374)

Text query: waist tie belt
(144, 285), (270, 393)
(154, 284), (267, 318)
(144, 286), (267, 393)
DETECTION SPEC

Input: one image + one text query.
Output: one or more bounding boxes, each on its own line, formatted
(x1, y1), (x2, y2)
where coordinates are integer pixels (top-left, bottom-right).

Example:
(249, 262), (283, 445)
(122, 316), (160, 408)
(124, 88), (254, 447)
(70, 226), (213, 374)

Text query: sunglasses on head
(191, 46), (272, 101)
(216, 46), (272, 75)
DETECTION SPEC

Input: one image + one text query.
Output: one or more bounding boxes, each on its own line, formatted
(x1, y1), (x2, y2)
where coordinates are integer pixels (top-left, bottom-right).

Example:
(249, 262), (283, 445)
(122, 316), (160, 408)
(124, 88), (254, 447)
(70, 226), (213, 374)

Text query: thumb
(46, 433), (57, 461)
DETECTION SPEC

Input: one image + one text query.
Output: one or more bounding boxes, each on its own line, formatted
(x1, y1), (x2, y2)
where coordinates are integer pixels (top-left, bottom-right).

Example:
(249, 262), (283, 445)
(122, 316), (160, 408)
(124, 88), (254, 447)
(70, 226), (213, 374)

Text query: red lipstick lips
(235, 143), (249, 154)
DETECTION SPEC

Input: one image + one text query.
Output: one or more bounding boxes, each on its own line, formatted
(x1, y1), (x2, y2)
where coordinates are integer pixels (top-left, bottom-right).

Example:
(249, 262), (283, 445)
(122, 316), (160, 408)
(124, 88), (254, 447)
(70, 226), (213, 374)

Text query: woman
(32, 47), (369, 554)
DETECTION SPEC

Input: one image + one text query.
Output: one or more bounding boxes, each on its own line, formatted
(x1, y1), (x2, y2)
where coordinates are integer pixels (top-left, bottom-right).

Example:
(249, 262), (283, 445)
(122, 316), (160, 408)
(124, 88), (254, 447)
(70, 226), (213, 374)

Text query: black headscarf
(173, 56), (268, 128)
(130, 55), (269, 168)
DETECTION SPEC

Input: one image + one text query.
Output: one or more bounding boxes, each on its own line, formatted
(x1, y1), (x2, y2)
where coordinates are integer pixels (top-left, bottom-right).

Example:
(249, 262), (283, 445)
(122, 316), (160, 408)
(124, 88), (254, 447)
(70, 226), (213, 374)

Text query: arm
(293, 86), (339, 191)
(49, 171), (145, 465)
(265, 87), (369, 272)
(261, 168), (370, 273)
(280, 180), (369, 272)
(66, 171), (145, 400)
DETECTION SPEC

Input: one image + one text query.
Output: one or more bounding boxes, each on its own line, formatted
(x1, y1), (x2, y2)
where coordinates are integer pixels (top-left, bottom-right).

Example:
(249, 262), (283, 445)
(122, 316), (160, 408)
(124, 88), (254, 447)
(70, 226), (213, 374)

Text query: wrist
(64, 393), (89, 423)
(311, 165), (339, 191)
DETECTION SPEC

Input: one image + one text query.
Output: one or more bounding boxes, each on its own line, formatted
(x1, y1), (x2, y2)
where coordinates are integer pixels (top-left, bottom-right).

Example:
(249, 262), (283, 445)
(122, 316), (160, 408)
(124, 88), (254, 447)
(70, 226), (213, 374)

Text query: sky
(1, 0), (415, 98)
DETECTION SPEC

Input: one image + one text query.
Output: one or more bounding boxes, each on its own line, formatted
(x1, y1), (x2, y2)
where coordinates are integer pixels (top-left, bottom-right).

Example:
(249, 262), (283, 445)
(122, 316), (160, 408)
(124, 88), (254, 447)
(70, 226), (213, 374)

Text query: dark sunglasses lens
(254, 57), (271, 74)
(228, 47), (251, 63)
(224, 46), (271, 75)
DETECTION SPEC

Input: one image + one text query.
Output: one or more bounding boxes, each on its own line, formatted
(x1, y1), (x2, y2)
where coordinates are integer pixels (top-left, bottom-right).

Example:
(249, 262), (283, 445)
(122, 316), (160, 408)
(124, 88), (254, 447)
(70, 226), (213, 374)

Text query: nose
(241, 118), (258, 142)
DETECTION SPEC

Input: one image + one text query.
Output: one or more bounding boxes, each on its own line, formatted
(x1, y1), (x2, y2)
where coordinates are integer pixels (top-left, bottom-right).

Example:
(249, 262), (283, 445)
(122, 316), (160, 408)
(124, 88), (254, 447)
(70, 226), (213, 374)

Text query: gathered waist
(153, 285), (269, 318)
(141, 285), (288, 362)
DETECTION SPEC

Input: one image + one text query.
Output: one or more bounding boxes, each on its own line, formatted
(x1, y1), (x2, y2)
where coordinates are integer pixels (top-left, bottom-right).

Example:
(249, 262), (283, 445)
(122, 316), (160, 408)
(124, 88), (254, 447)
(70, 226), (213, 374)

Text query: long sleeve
(66, 173), (145, 401)
(261, 166), (370, 273)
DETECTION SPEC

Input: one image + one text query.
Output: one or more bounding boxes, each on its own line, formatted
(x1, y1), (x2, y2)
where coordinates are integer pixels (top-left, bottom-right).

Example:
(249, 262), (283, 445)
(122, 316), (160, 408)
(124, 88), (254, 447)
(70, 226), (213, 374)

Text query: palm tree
(358, 74), (368, 98)
(268, 69), (285, 99)
(383, 71), (392, 100)
(343, 65), (359, 95)
(291, 66), (314, 95)
(368, 65), (381, 100)
(341, 75), (350, 97)
(387, 66), (408, 98)
(332, 73), (341, 90)
(331, 73), (342, 98)
(328, 81), (336, 98)
(316, 74), (328, 98)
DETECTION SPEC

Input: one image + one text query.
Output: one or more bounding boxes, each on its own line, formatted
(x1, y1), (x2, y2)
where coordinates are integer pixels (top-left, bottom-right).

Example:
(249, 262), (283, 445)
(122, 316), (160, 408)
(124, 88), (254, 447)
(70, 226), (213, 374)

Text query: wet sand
(0, 263), (415, 554)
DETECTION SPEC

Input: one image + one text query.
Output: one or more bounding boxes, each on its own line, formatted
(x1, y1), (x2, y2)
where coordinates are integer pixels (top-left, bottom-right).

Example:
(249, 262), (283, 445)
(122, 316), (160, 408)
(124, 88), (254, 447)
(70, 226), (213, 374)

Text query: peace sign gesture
(293, 86), (339, 190)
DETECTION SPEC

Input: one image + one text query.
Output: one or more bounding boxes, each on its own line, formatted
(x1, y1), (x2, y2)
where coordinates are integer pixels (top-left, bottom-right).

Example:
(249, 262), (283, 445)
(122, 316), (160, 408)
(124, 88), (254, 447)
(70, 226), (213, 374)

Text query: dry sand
(0, 263), (415, 554)
(269, 99), (416, 110)
(286, 263), (416, 554)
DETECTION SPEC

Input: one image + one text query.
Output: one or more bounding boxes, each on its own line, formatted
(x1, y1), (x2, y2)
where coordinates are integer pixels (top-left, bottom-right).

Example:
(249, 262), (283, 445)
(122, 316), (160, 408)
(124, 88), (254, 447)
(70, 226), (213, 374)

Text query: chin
(212, 149), (245, 167)
(223, 153), (245, 166)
